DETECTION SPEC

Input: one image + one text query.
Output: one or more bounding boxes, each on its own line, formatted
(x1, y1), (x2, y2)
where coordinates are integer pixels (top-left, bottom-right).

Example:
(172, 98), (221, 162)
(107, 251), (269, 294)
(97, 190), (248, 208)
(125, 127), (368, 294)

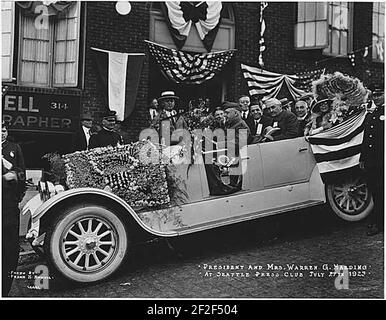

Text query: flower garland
(61, 141), (183, 210)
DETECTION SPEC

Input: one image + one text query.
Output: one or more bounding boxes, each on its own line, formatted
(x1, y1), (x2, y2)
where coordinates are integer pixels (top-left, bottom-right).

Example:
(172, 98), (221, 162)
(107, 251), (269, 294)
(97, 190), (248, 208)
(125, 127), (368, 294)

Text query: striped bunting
(146, 41), (236, 85)
(241, 64), (325, 100)
(307, 110), (367, 179)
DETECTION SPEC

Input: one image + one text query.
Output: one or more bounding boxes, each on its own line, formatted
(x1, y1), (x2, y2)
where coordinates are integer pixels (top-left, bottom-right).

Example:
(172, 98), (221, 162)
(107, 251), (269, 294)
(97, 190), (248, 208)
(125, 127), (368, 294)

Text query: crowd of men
(147, 90), (320, 145)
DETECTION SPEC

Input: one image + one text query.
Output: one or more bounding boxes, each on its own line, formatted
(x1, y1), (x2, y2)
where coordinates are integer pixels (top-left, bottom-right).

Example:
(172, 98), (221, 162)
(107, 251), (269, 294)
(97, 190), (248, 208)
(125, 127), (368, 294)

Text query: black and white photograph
(1, 0), (384, 304)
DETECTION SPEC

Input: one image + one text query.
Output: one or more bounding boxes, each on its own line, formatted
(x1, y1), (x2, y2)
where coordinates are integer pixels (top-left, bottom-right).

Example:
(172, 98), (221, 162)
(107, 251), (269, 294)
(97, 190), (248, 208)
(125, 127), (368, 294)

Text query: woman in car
(304, 99), (333, 136)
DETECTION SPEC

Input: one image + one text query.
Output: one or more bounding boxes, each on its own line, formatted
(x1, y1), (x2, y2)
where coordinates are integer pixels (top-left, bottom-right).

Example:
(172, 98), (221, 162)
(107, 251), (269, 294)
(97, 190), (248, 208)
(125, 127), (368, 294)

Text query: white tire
(45, 204), (128, 283)
(326, 175), (373, 222)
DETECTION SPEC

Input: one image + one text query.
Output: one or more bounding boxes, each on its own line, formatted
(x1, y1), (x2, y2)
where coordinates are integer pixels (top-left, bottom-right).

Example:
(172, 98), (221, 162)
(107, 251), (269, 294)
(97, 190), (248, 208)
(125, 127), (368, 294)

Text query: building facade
(1, 1), (384, 168)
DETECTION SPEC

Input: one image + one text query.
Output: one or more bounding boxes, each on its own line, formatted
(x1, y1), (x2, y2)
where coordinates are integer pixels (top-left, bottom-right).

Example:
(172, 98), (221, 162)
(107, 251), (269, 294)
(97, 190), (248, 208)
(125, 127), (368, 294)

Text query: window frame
(2, 1), (15, 82)
(322, 2), (354, 57)
(149, 2), (235, 53)
(372, 2), (385, 62)
(16, 2), (81, 88)
(294, 2), (329, 50)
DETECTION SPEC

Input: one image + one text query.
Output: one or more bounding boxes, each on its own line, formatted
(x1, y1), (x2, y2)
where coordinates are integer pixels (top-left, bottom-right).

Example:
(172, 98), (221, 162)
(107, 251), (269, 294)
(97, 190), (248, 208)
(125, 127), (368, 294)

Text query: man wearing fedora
(89, 110), (123, 149)
(72, 112), (94, 152)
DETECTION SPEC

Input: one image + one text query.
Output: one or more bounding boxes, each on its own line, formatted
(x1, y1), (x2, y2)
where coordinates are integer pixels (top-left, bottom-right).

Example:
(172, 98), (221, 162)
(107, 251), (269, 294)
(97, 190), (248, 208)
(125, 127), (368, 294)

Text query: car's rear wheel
(44, 204), (129, 283)
(326, 175), (373, 222)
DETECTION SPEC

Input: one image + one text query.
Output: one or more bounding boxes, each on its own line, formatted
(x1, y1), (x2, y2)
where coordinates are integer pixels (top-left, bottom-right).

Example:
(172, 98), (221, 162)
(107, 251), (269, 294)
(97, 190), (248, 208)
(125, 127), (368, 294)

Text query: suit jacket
(297, 113), (311, 137)
(72, 126), (89, 152)
(246, 116), (274, 136)
(226, 118), (251, 150)
(2, 140), (26, 221)
(360, 104), (384, 170)
(89, 127), (122, 149)
(272, 110), (299, 141)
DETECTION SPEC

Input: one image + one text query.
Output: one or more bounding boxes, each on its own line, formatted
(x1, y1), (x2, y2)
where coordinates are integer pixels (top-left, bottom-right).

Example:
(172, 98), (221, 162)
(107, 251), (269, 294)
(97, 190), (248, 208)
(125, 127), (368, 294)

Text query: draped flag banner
(146, 40), (236, 85)
(307, 109), (367, 182)
(92, 48), (145, 121)
(161, 1), (222, 52)
(241, 63), (325, 100)
(16, 1), (74, 16)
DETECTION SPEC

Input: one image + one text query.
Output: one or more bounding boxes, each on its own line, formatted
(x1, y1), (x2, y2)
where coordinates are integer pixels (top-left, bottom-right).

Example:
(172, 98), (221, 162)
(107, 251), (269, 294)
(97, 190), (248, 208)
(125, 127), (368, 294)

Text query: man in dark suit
(360, 103), (384, 236)
(246, 103), (273, 143)
(89, 110), (123, 149)
(294, 100), (311, 137)
(71, 112), (93, 152)
(264, 98), (299, 141)
(213, 108), (226, 130)
(2, 121), (26, 296)
(238, 95), (254, 128)
(224, 105), (251, 189)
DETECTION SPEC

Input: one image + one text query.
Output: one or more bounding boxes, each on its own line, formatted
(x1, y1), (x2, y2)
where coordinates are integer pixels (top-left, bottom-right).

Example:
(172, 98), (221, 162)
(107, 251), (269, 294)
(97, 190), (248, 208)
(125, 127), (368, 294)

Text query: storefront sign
(2, 91), (80, 133)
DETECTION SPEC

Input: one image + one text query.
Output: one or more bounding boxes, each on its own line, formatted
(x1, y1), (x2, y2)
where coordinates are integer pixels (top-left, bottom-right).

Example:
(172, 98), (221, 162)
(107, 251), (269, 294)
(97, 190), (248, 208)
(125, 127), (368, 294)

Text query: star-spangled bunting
(294, 69), (326, 92)
(146, 40), (236, 85)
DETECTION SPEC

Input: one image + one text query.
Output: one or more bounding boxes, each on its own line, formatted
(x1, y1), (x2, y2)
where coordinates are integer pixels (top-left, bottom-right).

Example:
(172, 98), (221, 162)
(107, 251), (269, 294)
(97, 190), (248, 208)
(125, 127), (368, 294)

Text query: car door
(259, 137), (315, 189)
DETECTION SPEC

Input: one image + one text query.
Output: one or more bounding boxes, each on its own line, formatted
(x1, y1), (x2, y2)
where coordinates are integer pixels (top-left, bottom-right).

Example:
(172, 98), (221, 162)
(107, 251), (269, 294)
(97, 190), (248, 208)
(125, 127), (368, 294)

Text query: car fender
(31, 187), (178, 238)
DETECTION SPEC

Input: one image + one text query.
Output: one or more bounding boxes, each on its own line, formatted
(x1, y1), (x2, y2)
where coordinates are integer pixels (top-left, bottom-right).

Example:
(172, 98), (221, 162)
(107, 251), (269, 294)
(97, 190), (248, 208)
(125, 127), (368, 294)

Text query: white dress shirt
(82, 126), (91, 148)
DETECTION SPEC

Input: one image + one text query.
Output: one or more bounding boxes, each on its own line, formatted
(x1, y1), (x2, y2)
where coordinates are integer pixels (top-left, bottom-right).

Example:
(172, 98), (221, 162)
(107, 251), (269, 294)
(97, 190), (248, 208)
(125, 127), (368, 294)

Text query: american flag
(294, 69), (325, 92)
(307, 109), (367, 182)
(146, 41), (236, 85)
(241, 63), (324, 100)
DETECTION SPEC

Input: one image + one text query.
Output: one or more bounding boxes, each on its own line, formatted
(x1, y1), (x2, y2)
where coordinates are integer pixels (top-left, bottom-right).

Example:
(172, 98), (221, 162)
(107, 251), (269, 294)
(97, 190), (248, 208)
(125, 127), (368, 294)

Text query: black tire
(44, 204), (129, 283)
(326, 175), (373, 222)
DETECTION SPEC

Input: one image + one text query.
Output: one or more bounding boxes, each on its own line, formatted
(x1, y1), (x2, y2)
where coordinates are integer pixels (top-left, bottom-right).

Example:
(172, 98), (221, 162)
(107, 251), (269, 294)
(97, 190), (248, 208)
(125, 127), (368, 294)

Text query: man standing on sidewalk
(2, 121), (26, 296)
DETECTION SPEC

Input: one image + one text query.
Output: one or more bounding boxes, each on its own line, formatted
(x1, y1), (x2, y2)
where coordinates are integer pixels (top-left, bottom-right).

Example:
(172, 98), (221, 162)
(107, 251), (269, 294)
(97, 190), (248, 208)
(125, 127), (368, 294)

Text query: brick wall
(81, 1), (150, 142)
(82, 1), (383, 141)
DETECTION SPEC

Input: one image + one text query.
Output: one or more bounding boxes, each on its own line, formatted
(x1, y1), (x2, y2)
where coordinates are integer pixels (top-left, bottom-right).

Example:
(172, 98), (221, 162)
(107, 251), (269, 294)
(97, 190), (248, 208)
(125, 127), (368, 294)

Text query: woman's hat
(311, 98), (332, 113)
(158, 91), (180, 101)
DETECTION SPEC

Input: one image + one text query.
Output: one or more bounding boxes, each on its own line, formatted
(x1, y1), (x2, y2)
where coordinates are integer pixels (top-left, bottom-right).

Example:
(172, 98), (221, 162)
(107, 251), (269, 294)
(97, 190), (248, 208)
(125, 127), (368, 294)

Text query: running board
(172, 200), (325, 236)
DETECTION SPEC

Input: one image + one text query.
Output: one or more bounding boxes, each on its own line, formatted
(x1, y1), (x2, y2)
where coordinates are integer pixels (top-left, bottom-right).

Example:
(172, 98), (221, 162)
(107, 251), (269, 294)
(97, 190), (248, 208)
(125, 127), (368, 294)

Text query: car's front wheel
(326, 175), (373, 222)
(44, 204), (129, 283)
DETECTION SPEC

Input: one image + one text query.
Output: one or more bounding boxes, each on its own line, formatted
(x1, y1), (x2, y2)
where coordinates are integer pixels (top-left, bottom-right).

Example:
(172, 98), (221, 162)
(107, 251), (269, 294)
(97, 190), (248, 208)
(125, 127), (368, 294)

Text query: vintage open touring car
(22, 133), (373, 284)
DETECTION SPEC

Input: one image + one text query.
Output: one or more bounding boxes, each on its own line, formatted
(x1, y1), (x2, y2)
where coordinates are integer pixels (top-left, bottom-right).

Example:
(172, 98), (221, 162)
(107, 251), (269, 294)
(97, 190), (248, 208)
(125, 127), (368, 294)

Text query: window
(323, 2), (352, 56)
(295, 2), (352, 56)
(149, 2), (235, 53)
(18, 2), (81, 87)
(373, 2), (385, 61)
(1, 1), (15, 81)
(295, 2), (328, 49)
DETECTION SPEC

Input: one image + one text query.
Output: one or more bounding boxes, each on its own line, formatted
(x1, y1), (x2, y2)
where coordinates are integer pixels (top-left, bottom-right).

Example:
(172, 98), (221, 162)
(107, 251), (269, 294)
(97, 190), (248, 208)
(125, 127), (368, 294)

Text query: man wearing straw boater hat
(150, 90), (185, 133)
(158, 90), (179, 123)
